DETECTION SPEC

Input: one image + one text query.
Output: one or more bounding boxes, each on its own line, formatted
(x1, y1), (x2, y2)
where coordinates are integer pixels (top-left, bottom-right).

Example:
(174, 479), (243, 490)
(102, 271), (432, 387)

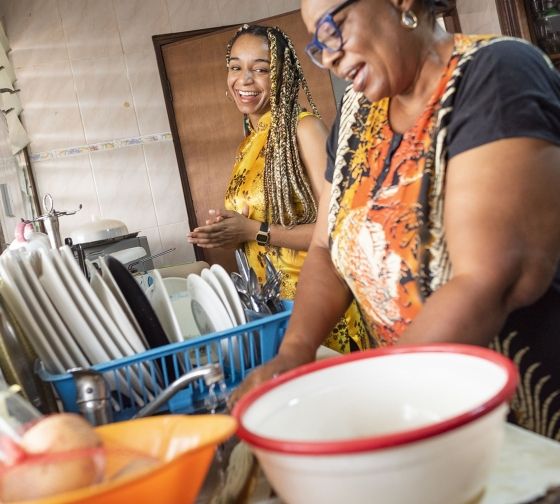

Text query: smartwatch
(256, 222), (270, 246)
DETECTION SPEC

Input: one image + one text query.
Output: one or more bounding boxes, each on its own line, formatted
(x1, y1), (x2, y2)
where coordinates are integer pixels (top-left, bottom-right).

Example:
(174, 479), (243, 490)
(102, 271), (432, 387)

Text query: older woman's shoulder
(447, 38), (560, 158)
(469, 37), (557, 74)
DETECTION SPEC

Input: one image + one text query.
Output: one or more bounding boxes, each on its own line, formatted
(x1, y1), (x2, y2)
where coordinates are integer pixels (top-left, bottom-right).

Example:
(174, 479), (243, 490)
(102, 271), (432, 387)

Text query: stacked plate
(0, 246), (256, 407)
(186, 265), (246, 336)
(0, 247), (167, 407)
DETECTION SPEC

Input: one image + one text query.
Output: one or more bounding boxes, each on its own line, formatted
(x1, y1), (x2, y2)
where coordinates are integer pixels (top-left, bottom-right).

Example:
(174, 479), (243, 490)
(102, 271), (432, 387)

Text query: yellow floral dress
(225, 111), (370, 353)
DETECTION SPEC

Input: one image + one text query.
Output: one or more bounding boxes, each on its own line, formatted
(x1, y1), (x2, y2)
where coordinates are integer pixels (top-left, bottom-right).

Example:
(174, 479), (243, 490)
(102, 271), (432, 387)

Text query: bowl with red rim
(233, 344), (518, 504)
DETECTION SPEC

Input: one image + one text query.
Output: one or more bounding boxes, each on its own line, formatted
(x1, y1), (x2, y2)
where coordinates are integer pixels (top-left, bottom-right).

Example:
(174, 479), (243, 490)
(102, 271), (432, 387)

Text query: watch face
(256, 232), (268, 246)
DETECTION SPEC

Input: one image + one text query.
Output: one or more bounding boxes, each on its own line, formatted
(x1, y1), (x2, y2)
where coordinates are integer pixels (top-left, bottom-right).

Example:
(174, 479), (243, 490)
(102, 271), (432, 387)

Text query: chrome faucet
(133, 363), (224, 419)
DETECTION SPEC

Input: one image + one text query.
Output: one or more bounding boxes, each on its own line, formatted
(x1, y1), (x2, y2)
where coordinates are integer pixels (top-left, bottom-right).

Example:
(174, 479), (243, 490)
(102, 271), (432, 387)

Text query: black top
(322, 41), (560, 441)
(325, 40), (560, 182)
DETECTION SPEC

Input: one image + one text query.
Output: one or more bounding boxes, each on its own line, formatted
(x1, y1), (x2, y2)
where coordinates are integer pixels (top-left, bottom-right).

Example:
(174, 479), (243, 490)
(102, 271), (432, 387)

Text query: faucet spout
(133, 363), (224, 419)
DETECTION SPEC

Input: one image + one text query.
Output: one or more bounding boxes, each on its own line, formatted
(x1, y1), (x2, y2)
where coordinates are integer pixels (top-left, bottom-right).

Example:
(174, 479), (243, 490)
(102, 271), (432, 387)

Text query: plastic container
(38, 307), (291, 422)
(1, 415), (237, 504)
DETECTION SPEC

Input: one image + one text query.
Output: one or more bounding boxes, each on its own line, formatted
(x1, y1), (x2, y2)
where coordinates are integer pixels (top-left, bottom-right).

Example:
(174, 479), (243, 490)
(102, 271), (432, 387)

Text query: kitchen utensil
(201, 268), (237, 326)
(69, 215), (127, 246)
(234, 249), (250, 284)
(234, 344), (518, 504)
(127, 248), (175, 273)
(106, 256), (169, 350)
(108, 247), (146, 265)
(72, 368), (113, 426)
(27, 193), (82, 249)
(0, 415), (237, 504)
(0, 290), (58, 413)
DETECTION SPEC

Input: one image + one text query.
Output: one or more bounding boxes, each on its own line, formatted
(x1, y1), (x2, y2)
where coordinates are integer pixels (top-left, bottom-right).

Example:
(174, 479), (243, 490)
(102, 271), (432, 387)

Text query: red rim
(233, 344), (519, 455)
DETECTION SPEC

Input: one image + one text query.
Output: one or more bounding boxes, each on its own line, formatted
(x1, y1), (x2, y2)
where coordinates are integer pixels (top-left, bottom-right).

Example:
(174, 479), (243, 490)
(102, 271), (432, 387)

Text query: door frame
(153, 25), (237, 262)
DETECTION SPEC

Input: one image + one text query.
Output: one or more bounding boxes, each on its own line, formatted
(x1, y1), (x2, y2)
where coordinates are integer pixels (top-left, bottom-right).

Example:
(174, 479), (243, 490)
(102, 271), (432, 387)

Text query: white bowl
(234, 344), (518, 504)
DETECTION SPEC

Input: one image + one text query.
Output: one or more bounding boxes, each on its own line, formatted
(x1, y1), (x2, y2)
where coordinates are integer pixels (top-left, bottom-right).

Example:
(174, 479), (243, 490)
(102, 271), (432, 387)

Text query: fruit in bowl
(0, 413), (104, 502)
(0, 414), (236, 504)
(233, 344), (518, 504)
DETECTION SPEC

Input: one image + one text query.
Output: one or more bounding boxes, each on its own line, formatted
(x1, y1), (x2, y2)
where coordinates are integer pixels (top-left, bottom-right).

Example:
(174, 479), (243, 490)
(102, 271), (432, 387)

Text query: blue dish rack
(38, 307), (291, 422)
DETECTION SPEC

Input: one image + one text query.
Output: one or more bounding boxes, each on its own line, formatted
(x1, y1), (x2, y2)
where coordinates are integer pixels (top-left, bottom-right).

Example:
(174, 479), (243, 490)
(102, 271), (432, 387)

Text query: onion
(0, 413), (102, 502)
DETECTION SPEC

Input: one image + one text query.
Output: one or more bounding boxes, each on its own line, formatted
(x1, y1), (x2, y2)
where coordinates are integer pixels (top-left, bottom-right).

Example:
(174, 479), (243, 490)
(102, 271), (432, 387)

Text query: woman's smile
(227, 34), (272, 124)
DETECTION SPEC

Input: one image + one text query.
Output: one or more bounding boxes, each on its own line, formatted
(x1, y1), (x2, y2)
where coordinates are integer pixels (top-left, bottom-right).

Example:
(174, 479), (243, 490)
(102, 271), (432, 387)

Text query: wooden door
(156, 11), (337, 271)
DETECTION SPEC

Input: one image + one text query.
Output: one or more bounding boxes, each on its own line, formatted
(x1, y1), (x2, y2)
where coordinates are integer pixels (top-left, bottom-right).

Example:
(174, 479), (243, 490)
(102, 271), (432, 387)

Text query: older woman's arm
(398, 138), (560, 346)
(230, 183), (352, 402)
(188, 115), (327, 251)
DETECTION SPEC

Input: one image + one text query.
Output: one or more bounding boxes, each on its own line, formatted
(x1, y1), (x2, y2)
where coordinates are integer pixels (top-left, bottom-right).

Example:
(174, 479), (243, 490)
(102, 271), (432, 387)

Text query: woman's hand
(228, 350), (313, 409)
(187, 207), (256, 249)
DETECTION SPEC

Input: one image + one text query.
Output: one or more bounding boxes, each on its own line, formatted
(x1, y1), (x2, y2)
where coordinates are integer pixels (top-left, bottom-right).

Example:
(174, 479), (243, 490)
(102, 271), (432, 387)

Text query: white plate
(210, 264), (246, 326)
(38, 249), (114, 367)
(59, 247), (130, 357)
(53, 250), (152, 402)
(52, 250), (124, 361)
(97, 257), (147, 347)
(14, 252), (91, 370)
(201, 268), (237, 326)
(187, 274), (234, 334)
(145, 269), (183, 343)
(87, 259), (147, 355)
(0, 255), (65, 374)
(162, 277), (199, 339)
(0, 253), (76, 370)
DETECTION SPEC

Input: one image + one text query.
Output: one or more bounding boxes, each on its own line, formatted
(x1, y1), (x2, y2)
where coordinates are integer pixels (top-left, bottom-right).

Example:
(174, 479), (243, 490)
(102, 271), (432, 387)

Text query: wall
(0, 0), (499, 266)
(0, 114), (28, 250)
(456, 0), (501, 34)
(0, 0), (300, 267)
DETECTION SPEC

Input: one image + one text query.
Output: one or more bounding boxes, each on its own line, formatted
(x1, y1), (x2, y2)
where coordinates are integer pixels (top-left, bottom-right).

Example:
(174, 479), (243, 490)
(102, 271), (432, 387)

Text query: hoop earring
(401, 10), (418, 30)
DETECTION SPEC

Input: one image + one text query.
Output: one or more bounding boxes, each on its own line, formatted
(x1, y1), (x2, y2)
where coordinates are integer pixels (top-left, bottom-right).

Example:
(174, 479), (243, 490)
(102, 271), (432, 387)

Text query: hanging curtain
(0, 22), (29, 155)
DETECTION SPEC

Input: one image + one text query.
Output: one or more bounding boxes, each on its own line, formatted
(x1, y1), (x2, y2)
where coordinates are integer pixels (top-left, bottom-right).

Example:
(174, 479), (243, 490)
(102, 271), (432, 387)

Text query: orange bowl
(5, 415), (236, 504)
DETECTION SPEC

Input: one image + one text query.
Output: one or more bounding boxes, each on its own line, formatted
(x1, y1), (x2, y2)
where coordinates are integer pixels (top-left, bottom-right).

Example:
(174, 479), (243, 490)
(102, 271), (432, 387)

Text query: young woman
(188, 25), (369, 353)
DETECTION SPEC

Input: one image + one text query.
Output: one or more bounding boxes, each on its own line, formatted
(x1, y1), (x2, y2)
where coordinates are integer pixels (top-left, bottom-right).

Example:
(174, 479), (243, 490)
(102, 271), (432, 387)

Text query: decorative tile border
(30, 132), (173, 163)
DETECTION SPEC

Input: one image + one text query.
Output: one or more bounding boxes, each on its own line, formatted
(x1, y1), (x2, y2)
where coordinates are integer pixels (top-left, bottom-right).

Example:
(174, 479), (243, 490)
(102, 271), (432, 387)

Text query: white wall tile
(125, 50), (170, 135)
(32, 154), (101, 240)
(17, 62), (85, 153)
(114, 0), (171, 55)
(59, 0), (122, 61)
(456, 0), (501, 35)
(2, 0), (68, 69)
(267, 0), (300, 17)
(156, 220), (194, 267)
(143, 141), (187, 226)
(138, 225), (162, 258)
(72, 54), (139, 144)
(89, 145), (158, 232)
(215, 0), (270, 26)
(165, 0), (222, 32)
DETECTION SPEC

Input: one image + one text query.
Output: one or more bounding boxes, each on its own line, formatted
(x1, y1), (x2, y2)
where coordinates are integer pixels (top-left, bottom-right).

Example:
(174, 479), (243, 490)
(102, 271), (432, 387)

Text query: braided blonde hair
(226, 25), (320, 227)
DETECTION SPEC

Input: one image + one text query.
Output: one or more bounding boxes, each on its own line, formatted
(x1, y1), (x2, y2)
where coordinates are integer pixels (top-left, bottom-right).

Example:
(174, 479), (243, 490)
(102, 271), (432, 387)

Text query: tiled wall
(456, 0), (501, 34)
(0, 0), (300, 267)
(0, 0), (498, 267)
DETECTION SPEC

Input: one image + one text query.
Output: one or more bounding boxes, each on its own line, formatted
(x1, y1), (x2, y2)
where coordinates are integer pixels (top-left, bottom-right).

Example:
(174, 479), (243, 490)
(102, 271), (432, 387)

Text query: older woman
(188, 25), (369, 353)
(233, 0), (560, 439)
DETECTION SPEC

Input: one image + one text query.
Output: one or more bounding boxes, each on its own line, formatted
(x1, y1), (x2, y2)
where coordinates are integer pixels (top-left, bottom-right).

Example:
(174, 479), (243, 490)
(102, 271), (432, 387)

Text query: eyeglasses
(305, 0), (359, 68)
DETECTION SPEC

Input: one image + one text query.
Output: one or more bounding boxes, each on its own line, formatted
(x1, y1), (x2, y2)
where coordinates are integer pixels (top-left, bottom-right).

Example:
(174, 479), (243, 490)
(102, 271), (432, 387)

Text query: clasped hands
(187, 205), (252, 249)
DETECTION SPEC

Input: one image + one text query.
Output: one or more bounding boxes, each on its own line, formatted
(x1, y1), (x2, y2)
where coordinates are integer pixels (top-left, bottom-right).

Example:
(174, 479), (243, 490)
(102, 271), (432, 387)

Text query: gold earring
(225, 90), (233, 102)
(401, 10), (418, 30)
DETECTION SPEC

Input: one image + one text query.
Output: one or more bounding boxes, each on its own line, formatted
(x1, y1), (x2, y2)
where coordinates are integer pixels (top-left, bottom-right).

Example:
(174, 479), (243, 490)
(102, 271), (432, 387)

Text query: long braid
(226, 24), (319, 227)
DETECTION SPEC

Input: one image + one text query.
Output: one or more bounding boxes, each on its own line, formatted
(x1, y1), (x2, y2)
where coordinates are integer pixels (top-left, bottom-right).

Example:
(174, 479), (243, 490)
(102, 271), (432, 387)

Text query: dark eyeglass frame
(305, 0), (359, 68)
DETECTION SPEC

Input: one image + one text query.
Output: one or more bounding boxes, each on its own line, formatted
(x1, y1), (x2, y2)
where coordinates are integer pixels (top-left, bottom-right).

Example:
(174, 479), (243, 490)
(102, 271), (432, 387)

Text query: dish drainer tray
(38, 308), (291, 422)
